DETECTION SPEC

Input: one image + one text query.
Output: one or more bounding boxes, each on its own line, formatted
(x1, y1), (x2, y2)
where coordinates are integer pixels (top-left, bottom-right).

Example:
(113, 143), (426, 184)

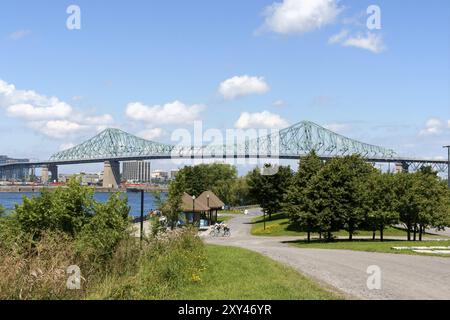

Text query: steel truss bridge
(1, 121), (448, 186)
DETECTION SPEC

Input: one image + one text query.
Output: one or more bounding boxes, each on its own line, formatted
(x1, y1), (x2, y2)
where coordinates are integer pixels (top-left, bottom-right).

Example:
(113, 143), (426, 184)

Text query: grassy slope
(251, 213), (444, 239)
(290, 240), (450, 257)
(176, 245), (341, 300)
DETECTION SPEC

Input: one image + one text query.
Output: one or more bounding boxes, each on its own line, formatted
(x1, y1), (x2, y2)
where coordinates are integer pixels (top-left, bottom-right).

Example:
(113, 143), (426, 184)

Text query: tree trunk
(307, 231), (311, 243)
(380, 225), (384, 242)
(413, 225), (417, 241)
(319, 232), (322, 240)
(372, 229), (376, 240)
(406, 222), (411, 241)
(349, 230), (353, 241)
(327, 232), (331, 242)
(419, 225), (423, 241)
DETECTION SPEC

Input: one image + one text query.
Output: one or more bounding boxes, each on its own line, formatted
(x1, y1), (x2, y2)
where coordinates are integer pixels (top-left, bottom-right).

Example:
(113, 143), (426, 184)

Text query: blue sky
(0, 0), (449, 173)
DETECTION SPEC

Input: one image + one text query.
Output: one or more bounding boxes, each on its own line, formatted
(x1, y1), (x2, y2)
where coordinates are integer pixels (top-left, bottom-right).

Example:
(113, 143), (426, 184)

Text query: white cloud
(342, 32), (386, 54)
(0, 79), (115, 139)
(219, 75), (269, 99)
(137, 128), (164, 140)
(126, 100), (205, 125)
(273, 99), (285, 107)
(235, 111), (289, 129)
(328, 29), (349, 44)
(324, 122), (351, 134)
(84, 114), (114, 125)
(329, 31), (386, 54)
(6, 102), (72, 120)
(448, 120), (450, 128)
(29, 120), (88, 139)
(262, 0), (343, 35)
(419, 118), (445, 136)
(9, 30), (31, 40)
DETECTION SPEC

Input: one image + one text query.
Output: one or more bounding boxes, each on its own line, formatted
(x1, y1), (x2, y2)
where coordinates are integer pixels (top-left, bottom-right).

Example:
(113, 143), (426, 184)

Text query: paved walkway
(204, 208), (450, 300)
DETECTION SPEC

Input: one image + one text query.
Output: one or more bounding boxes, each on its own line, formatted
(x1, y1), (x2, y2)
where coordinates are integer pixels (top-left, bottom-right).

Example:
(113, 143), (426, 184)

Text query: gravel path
(205, 208), (450, 300)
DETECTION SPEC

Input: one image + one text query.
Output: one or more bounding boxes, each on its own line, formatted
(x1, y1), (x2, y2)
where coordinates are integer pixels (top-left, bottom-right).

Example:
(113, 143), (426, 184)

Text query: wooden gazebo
(197, 190), (225, 224)
(181, 192), (209, 225)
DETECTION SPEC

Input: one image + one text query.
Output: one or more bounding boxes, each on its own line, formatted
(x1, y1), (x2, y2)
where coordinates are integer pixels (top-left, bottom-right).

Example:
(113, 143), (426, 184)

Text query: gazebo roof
(181, 193), (210, 212)
(197, 190), (225, 210)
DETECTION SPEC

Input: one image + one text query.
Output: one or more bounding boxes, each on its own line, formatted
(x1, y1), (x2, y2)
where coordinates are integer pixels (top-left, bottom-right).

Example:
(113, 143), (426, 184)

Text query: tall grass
(0, 179), (206, 300)
(0, 226), (205, 300)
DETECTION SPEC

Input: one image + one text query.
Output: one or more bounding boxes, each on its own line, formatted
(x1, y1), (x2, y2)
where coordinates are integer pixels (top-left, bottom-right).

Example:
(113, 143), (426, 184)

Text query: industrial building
(122, 161), (151, 183)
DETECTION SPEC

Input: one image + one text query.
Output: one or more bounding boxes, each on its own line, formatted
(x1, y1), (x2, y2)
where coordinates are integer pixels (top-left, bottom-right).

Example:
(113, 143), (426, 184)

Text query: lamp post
(140, 189), (144, 245)
(207, 194), (210, 225)
(192, 195), (196, 225)
(263, 210), (266, 230)
(444, 145), (450, 188)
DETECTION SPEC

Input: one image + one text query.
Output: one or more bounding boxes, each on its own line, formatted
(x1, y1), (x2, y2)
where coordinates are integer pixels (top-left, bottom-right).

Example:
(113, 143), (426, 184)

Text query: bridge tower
(103, 160), (120, 189)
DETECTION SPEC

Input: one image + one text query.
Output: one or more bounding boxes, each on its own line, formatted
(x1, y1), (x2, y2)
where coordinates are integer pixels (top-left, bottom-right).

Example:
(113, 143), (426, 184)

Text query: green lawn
(217, 215), (234, 223)
(289, 239), (450, 257)
(220, 209), (243, 214)
(176, 245), (341, 300)
(251, 213), (445, 239)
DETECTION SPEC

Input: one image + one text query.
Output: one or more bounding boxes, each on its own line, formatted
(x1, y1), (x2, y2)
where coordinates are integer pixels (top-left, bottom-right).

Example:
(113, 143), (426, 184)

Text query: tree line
(246, 151), (450, 242)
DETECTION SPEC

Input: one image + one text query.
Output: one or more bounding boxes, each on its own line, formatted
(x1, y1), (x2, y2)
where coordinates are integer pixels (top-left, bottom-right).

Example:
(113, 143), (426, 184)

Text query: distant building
(151, 170), (169, 181)
(0, 155), (30, 181)
(170, 169), (179, 180)
(59, 173), (101, 186)
(123, 161), (151, 183)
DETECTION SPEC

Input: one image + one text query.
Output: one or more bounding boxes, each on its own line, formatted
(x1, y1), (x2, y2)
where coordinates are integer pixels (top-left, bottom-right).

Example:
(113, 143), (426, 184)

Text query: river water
(0, 192), (166, 217)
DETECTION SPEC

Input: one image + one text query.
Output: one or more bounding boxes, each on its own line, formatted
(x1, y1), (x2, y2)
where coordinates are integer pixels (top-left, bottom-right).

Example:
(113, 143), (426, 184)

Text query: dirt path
(205, 208), (450, 300)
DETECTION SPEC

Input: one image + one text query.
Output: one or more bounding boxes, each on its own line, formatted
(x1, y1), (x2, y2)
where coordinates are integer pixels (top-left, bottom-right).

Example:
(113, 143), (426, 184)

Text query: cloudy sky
(0, 0), (449, 172)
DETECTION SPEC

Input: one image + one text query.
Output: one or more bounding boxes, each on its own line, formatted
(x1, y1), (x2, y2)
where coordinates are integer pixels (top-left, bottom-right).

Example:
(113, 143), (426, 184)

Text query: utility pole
(444, 146), (450, 188)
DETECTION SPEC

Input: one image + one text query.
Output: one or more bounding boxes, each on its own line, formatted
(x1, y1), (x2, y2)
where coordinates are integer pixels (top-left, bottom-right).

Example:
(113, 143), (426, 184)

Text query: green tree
(308, 155), (375, 241)
(155, 179), (184, 230)
(174, 163), (238, 204)
(247, 164), (293, 220)
(392, 172), (417, 241)
(412, 171), (449, 240)
(364, 172), (399, 241)
(230, 176), (251, 206)
(283, 151), (323, 242)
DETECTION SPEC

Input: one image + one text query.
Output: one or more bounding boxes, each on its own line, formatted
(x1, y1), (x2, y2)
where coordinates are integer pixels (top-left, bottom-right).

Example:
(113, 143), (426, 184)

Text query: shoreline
(0, 186), (168, 193)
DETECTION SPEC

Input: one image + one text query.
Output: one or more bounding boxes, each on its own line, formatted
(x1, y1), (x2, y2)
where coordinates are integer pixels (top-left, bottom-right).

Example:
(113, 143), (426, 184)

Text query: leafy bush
(76, 193), (131, 269)
(0, 179), (206, 300)
(15, 179), (96, 238)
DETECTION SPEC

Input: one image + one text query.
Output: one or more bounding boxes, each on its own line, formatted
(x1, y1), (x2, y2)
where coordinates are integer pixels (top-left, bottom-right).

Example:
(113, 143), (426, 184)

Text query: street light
(444, 146), (450, 188)
(192, 195), (196, 225)
(207, 194), (211, 224)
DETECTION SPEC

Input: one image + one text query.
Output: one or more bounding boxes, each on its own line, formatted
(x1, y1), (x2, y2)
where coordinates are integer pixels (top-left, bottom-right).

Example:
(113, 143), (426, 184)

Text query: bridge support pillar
(49, 165), (58, 183)
(103, 161), (120, 189)
(395, 162), (409, 173)
(41, 165), (49, 184)
(41, 165), (58, 184)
